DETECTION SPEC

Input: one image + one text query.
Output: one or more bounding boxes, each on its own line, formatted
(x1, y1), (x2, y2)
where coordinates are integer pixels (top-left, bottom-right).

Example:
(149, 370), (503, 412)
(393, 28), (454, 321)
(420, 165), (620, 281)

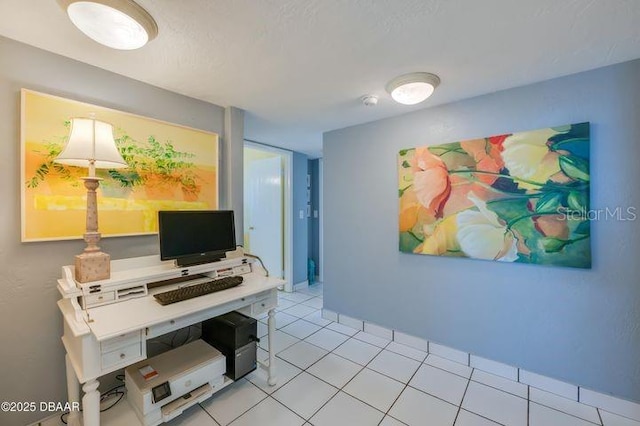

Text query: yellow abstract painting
(21, 89), (219, 242)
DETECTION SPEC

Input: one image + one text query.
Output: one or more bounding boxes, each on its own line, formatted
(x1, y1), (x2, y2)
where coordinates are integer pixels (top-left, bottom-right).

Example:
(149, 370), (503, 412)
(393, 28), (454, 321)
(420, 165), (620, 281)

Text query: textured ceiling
(1, 0), (640, 157)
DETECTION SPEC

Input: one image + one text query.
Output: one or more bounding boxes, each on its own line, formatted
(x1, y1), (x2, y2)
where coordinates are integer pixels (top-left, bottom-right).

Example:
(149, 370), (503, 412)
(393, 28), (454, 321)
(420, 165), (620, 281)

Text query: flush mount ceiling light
(386, 72), (440, 105)
(58, 0), (158, 50)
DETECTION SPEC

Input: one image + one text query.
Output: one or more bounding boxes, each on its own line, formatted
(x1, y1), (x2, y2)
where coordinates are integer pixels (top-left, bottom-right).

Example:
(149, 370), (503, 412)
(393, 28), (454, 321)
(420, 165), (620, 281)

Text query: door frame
(244, 141), (294, 292)
(318, 158), (324, 283)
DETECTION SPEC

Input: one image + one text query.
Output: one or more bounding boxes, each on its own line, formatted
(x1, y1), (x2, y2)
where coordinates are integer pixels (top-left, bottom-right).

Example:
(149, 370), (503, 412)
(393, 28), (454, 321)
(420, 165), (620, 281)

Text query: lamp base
(75, 251), (110, 283)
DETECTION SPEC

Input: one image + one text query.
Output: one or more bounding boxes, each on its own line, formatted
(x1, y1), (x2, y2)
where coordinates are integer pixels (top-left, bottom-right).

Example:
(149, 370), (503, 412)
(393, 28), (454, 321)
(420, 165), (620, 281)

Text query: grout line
(203, 379), (270, 426)
(423, 357), (472, 381)
(197, 401), (219, 424)
(265, 395), (308, 424)
(379, 350), (426, 424)
(527, 385), (530, 426)
(453, 368), (473, 425)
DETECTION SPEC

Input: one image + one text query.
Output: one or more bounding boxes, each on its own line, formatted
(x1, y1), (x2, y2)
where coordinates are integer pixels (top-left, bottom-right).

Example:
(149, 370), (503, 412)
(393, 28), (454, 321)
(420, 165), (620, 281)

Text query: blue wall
(293, 152), (309, 284)
(323, 60), (640, 402)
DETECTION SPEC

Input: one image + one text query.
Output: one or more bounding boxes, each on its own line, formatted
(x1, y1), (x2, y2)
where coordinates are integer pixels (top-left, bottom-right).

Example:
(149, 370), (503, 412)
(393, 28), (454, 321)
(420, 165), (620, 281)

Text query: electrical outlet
(299, 210), (304, 219)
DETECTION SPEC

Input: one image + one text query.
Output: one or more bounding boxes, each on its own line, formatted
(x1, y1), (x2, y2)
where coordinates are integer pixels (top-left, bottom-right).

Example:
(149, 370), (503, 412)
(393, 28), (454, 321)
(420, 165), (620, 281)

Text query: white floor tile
(344, 368), (405, 412)
(281, 292), (315, 303)
(326, 321), (360, 336)
(283, 304), (318, 318)
(257, 347), (269, 362)
(530, 402), (597, 426)
(257, 321), (268, 338)
(379, 415), (407, 426)
(201, 379), (267, 426)
(600, 410), (640, 426)
(166, 404), (220, 426)
(277, 341), (328, 370)
(303, 310), (333, 326)
(261, 311), (299, 329)
(272, 372), (338, 419)
(246, 359), (302, 394)
(39, 412), (75, 426)
(275, 298), (299, 311)
(354, 331), (391, 348)
(297, 286), (322, 296)
(304, 328), (349, 351)
(530, 387), (600, 424)
(461, 381), (527, 426)
(455, 409), (501, 426)
(228, 397), (305, 426)
(301, 297), (324, 309)
(368, 350), (421, 383)
(425, 354), (473, 379)
(280, 319), (322, 339)
(333, 338), (382, 366)
(258, 330), (300, 354)
(386, 341), (428, 362)
(389, 386), (458, 426)
(310, 391), (385, 426)
(471, 369), (528, 398)
(410, 364), (469, 405)
(307, 353), (363, 388)
(254, 310), (268, 320)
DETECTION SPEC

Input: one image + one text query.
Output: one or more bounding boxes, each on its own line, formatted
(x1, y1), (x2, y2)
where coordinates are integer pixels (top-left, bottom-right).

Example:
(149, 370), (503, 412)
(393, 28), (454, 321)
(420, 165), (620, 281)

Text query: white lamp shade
(386, 72), (440, 105)
(58, 0), (158, 50)
(55, 118), (127, 169)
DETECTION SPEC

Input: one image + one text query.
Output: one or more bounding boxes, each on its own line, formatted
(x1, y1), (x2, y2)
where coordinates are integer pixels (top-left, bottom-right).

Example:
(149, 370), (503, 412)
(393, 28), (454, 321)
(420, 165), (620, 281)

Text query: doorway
(243, 142), (293, 292)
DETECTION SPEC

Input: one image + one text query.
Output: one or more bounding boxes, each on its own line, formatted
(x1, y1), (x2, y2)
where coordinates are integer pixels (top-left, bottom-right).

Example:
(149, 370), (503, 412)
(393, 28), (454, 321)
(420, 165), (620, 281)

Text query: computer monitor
(158, 210), (236, 267)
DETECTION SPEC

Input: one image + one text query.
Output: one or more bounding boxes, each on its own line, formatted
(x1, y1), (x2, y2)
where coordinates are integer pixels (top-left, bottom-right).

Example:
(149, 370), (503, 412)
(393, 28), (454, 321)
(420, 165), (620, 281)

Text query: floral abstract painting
(398, 123), (590, 268)
(21, 89), (218, 242)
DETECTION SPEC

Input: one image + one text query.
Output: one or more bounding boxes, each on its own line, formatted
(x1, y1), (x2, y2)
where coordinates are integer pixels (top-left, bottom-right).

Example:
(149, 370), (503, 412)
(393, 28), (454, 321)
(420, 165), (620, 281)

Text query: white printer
(125, 339), (227, 426)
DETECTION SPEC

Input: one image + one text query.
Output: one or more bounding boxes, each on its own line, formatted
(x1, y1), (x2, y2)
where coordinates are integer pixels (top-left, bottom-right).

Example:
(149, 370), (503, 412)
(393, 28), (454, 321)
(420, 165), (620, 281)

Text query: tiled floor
(40, 283), (640, 426)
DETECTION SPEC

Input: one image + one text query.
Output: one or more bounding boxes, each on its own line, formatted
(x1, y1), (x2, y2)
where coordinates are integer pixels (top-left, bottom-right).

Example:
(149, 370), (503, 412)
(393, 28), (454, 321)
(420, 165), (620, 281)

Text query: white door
(244, 156), (283, 278)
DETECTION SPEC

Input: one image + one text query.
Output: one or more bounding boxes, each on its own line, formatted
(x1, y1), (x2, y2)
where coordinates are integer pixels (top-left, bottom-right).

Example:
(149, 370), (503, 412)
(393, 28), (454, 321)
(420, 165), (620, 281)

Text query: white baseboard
(326, 309), (640, 422)
(293, 280), (309, 291)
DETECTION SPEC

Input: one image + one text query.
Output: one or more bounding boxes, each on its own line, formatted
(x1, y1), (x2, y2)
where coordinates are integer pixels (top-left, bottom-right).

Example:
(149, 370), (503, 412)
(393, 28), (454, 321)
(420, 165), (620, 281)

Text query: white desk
(57, 255), (284, 426)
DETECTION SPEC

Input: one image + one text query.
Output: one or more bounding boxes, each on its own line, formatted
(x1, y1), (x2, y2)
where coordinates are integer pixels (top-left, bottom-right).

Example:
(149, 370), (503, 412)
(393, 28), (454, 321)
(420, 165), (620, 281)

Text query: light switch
(313, 210), (318, 218)
(299, 210), (304, 219)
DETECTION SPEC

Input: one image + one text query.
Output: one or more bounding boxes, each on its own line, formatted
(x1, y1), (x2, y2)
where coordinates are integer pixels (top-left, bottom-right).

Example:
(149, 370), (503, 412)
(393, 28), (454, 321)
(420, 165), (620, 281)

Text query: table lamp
(55, 115), (127, 283)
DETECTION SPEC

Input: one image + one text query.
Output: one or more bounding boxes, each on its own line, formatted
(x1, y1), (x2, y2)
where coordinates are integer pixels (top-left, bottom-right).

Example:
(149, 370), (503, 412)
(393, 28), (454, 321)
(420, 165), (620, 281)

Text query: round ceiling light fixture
(58, 0), (158, 50)
(386, 72), (440, 105)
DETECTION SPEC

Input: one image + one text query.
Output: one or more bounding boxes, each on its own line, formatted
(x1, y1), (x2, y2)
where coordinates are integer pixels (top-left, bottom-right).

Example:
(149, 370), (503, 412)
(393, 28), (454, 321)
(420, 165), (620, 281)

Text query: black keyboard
(153, 276), (244, 305)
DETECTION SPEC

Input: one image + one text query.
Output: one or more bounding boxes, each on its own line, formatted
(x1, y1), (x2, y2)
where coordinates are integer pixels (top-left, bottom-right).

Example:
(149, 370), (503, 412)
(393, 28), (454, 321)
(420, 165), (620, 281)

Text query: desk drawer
(101, 342), (142, 370)
(101, 330), (142, 353)
(238, 291), (277, 317)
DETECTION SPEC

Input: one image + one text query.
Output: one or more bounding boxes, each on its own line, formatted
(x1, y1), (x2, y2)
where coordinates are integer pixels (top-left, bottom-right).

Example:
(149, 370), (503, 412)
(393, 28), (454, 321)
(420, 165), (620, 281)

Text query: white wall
(0, 36), (239, 426)
(323, 59), (640, 403)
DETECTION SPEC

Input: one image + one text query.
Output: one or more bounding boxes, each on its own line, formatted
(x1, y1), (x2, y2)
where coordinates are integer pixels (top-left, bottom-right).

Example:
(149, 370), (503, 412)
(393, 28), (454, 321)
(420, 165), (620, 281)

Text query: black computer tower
(201, 311), (258, 380)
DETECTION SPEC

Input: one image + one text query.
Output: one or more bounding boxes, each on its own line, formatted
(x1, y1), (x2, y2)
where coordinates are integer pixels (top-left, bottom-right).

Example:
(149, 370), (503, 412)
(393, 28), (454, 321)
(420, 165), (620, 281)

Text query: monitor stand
(176, 254), (225, 268)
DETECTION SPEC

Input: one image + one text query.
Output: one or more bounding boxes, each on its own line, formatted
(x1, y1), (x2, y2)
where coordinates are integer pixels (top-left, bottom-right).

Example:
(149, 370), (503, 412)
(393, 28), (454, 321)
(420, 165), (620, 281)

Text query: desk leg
(267, 308), (277, 386)
(65, 355), (81, 425)
(82, 379), (100, 426)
